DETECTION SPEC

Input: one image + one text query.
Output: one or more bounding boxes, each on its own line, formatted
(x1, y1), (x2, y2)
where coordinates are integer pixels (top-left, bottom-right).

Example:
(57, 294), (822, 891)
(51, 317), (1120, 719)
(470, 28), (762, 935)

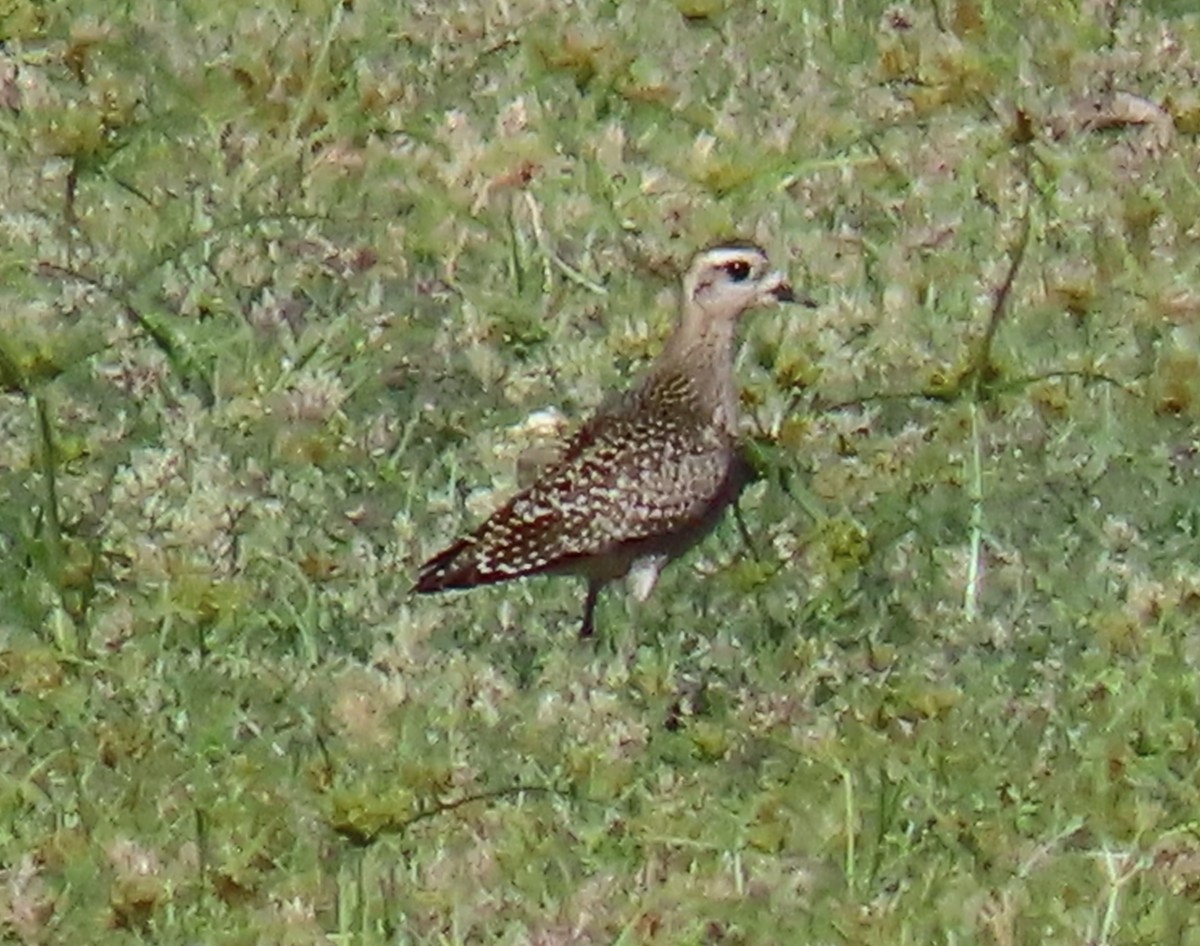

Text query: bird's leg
(733, 498), (760, 561)
(579, 580), (602, 638)
(730, 444), (761, 561)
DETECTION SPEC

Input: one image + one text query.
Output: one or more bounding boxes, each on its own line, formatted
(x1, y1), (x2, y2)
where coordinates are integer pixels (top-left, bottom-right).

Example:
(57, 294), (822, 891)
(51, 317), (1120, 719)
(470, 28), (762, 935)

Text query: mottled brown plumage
(415, 242), (806, 637)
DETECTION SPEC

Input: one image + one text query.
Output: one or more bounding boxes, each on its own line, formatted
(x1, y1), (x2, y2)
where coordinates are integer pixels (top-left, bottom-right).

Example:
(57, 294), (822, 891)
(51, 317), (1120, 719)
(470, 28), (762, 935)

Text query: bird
(414, 241), (808, 638)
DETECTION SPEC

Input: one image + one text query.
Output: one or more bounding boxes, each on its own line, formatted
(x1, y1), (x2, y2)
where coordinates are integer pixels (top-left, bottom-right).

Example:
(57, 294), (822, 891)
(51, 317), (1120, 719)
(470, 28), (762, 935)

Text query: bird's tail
(413, 537), (477, 593)
(414, 533), (544, 593)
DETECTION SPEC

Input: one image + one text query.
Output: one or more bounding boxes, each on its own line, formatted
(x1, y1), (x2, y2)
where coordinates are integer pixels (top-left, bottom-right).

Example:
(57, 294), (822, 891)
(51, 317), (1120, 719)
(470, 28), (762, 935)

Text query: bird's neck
(656, 313), (740, 432)
(663, 303), (738, 364)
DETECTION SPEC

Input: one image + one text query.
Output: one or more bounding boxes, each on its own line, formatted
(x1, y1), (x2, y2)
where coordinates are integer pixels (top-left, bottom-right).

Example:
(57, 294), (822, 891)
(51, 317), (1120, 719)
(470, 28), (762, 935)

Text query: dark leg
(579, 580), (601, 638)
(730, 447), (761, 561)
(733, 498), (760, 560)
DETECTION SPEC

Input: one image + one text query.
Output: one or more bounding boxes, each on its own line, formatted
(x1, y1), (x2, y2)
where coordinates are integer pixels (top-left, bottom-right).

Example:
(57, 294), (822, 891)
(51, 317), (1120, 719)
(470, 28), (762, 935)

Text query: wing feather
(414, 392), (738, 591)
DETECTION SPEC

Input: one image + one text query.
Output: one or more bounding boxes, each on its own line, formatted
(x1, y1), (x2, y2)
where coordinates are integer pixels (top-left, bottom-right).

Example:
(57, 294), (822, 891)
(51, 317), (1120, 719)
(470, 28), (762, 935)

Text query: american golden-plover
(415, 241), (807, 637)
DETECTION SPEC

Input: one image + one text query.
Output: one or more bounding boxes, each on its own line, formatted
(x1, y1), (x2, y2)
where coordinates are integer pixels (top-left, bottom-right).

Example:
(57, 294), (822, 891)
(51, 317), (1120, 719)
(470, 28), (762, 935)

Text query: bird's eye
(723, 260), (752, 282)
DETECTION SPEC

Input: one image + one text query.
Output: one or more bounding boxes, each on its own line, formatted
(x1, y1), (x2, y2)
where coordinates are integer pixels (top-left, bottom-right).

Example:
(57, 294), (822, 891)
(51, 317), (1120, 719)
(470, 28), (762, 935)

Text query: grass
(3, 0), (1200, 942)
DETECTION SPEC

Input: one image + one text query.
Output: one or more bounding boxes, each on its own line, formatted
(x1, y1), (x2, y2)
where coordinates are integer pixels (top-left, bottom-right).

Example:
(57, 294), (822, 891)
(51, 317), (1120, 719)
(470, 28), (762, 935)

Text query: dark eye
(723, 260), (751, 282)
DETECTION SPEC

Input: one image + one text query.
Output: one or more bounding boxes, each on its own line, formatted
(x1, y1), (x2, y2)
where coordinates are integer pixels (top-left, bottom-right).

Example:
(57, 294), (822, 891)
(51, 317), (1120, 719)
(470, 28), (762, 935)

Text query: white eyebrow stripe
(696, 248), (766, 271)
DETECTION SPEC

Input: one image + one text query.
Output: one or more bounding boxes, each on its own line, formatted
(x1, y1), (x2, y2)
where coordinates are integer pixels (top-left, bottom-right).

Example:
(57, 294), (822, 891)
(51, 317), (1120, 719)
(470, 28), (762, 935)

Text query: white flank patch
(628, 554), (667, 602)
